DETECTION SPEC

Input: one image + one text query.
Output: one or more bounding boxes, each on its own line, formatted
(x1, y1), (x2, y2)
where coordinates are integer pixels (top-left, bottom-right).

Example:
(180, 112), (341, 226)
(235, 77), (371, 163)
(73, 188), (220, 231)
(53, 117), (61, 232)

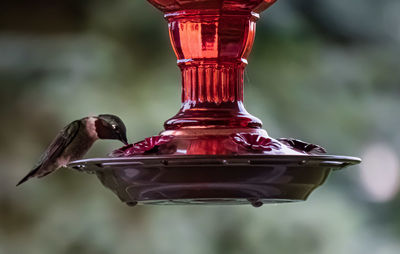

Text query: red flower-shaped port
(231, 133), (281, 152)
(110, 135), (174, 157)
(278, 138), (327, 155)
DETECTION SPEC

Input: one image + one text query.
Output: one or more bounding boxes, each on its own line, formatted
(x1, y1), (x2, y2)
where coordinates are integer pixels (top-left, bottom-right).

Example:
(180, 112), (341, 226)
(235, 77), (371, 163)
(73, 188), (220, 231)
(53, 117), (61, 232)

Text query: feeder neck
(179, 61), (245, 104)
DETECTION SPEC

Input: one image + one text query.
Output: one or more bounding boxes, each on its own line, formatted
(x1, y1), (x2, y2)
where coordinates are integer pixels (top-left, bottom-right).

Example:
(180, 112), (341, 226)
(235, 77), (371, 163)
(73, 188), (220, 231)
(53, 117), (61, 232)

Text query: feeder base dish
(69, 154), (360, 206)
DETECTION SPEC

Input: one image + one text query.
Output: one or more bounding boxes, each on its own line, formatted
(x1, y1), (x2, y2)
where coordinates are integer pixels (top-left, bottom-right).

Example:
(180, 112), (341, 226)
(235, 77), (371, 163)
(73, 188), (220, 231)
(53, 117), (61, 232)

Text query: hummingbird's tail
(16, 166), (40, 186)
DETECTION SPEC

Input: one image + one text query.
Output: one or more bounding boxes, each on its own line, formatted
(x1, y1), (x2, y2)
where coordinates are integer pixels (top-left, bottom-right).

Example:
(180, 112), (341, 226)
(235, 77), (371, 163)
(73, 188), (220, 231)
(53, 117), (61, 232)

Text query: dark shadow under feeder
(69, 0), (361, 207)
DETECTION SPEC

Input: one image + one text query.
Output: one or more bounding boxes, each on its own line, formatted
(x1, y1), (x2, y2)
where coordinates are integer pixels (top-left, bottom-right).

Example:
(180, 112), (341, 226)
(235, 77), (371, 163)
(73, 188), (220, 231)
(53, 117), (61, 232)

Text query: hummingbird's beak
(119, 132), (129, 145)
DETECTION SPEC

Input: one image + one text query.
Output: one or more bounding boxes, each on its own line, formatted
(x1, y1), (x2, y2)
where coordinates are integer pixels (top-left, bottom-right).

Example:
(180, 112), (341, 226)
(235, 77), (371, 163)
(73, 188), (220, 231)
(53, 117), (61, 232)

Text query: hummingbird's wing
(16, 120), (82, 186)
(39, 120), (82, 167)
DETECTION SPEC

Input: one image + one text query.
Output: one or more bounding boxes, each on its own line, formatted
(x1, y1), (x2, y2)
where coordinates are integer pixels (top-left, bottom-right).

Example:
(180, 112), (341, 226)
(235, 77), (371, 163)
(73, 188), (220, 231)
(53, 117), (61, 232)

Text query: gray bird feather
(17, 120), (82, 186)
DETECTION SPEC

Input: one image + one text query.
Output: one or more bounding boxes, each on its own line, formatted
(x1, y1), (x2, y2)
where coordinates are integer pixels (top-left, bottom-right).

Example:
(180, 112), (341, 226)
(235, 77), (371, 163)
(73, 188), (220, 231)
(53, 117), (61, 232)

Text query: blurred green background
(1, 0), (400, 253)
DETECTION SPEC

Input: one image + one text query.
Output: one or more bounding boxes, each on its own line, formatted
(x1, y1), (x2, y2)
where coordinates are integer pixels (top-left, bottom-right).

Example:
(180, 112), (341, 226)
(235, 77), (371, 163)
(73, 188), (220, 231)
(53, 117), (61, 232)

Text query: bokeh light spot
(360, 143), (400, 202)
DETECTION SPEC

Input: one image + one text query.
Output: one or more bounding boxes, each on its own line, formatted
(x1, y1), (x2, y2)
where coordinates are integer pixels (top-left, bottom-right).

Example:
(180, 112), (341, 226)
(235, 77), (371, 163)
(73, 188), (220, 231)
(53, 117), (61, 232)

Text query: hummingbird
(16, 114), (128, 186)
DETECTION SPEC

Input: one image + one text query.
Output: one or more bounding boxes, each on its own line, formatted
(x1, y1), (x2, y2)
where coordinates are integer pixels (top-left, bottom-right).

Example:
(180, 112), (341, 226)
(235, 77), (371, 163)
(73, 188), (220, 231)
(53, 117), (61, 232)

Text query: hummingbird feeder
(70, 0), (361, 207)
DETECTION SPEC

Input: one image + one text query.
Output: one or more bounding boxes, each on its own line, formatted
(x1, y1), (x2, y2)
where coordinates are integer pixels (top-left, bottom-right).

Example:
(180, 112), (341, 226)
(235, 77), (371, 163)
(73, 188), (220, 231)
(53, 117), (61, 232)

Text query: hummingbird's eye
(111, 124), (117, 130)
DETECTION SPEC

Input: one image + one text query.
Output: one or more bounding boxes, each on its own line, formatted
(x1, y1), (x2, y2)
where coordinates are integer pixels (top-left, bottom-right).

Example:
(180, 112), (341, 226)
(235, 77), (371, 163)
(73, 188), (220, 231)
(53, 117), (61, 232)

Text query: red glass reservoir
(120, 0), (304, 156)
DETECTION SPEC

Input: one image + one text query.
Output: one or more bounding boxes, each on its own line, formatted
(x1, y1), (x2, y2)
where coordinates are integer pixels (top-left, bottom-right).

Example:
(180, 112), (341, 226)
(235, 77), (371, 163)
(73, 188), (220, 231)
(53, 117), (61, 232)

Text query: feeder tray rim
(69, 154), (361, 171)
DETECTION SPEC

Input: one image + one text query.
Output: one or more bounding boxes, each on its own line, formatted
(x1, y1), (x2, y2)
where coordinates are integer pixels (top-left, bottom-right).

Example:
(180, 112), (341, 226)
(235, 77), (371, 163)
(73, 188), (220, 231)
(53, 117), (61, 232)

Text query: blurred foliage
(1, 0), (399, 253)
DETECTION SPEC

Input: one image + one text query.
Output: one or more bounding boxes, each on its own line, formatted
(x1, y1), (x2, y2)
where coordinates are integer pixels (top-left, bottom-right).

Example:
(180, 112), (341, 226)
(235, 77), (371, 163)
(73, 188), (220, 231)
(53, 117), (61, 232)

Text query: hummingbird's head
(95, 114), (128, 145)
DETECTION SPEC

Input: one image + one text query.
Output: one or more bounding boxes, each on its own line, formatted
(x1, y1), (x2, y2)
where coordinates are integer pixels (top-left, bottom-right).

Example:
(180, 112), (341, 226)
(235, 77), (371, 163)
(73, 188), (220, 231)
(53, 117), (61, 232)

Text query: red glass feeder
(70, 0), (360, 207)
